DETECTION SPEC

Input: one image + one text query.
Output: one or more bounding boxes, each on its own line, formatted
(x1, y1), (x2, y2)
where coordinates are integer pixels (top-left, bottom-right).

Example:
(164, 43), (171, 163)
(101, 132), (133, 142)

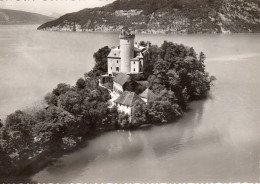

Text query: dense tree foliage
(103, 0), (220, 15)
(0, 76), (115, 176)
(131, 100), (147, 127)
(0, 41), (214, 177)
(148, 59), (169, 94)
(143, 45), (161, 78)
(131, 41), (214, 125)
(147, 41), (214, 103)
(0, 135), (13, 175)
(38, 0), (260, 34)
(147, 90), (183, 123)
(87, 46), (111, 77)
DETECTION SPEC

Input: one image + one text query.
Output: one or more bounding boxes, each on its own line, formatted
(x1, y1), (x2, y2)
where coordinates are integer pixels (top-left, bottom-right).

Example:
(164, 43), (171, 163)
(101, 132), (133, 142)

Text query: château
(100, 28), (156, 121)
(107, 28), (148, 75)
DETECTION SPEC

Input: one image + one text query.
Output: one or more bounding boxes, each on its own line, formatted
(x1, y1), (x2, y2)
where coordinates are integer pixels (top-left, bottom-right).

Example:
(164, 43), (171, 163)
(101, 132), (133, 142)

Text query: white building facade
(107, 29), (146, 76)
(114, 91), (145, 120)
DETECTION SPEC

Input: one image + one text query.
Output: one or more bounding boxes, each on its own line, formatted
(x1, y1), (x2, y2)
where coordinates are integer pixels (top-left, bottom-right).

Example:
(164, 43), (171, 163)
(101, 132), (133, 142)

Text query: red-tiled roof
(113, 73), (131, 86)
(114, 91), (144, 107)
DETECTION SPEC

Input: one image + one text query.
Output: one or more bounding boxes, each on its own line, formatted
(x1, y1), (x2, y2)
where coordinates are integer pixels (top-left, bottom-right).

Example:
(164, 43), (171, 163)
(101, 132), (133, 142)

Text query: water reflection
(32, 99), (208, 182)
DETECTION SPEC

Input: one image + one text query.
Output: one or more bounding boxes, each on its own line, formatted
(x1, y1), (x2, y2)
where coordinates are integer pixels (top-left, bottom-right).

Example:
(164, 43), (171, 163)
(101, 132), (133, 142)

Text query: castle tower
(119, 29), (135, 73)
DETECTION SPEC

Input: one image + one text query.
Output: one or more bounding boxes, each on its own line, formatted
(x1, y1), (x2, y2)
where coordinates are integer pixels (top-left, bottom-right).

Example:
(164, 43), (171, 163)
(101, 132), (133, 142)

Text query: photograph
(0, 0), (259, 183)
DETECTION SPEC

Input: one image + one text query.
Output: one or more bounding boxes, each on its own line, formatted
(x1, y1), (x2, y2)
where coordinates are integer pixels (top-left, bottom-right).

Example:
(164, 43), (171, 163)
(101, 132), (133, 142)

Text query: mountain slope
(0, 9), (54, 25)
(38, 0), (260, 33)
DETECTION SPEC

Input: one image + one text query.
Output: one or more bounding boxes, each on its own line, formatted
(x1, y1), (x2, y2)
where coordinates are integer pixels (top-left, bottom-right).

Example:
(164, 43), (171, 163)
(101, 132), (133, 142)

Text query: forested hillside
(0, 9), (53, 25)
(38, 0), (260, 33)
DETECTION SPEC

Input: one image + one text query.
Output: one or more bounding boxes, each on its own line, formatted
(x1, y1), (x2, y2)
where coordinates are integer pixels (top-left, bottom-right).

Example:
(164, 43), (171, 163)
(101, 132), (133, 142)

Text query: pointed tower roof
(139, 88), (158, 102)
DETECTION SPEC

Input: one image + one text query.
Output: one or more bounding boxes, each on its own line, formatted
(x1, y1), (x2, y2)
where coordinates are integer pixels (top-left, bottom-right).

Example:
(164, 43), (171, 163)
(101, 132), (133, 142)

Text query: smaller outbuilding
(113, 73), (145, 95)
(139, 88), (158, 103)
(114, 91), (145, 119)
(113, 73), (131, 94)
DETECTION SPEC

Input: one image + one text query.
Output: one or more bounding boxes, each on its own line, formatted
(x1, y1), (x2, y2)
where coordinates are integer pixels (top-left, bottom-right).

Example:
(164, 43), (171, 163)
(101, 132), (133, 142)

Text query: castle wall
(108, 58), (121, 75)
(130, 60), (140, 73)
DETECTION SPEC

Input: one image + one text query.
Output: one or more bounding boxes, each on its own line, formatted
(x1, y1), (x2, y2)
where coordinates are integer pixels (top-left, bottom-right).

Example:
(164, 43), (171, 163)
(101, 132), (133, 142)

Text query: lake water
(1, 25), (260, 182)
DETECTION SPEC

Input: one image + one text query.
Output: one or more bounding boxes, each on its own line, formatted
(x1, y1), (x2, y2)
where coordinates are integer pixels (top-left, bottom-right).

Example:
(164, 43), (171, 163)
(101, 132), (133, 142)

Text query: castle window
(134, 62), (135, 64)
(134, 68), (135, 72)
(117, 60), (118, 63)
(111, 67), (112, 70)
(116, 67), (119, 71)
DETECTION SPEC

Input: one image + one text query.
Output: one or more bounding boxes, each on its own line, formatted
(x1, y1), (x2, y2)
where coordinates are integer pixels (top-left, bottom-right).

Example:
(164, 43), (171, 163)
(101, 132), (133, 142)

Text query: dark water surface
(0, 25), (259, 182)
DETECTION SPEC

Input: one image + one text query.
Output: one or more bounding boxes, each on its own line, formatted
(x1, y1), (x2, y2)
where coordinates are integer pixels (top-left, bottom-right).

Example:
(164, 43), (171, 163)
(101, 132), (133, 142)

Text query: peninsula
(0, 29), (214, 178)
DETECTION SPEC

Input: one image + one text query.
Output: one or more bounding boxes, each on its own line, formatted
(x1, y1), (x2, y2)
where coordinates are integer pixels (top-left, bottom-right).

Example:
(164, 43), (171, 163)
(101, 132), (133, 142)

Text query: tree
(32, 106), (78, 152)
(186, 70), (211, 99)
(0, 138), (12, 175)
(198, 52), (206, 72)
(45, 92), (58, 106)
(91, 87), (111, 102)
(158, 41), (213, 100)
(139, 41), (147, 47)
(160, 41), (175, 60)
(5, 110), (36, 134)
(4, 111), (36, 168)
(147, 89), (182, 124)
(168, 69), (180, 88)
(88, 46), (111, 77)
(118, 112), (130, 128)
(131, 100), (147, 127)
(0, 119), (3, 129)
(143, 45), (161, 77)
(147, 100), (171, 123)
(58, 89), (83, 115)
(149, 59), (169, 94)
(102, 106), (119, 129)
(76, 78), (86, 89)
(52, 83), (71, 96)
(167, 69), (189, 108)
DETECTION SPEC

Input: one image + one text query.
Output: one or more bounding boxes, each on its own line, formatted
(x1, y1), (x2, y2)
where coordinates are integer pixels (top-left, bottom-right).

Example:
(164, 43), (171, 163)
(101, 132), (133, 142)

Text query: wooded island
(0, 31), (215, 178)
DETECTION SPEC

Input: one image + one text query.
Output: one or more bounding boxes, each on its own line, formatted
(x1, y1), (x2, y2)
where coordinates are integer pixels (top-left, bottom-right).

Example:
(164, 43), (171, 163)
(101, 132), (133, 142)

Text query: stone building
(113, 73), (131, 94)
(103, 28), (152, 120)
(107, 28), (147, 75)
(114, 91), (144, 119)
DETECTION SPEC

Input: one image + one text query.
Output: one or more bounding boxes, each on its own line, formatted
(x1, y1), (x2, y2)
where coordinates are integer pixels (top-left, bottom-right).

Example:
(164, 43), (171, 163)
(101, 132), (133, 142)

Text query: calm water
(1, 25), (260, 182)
